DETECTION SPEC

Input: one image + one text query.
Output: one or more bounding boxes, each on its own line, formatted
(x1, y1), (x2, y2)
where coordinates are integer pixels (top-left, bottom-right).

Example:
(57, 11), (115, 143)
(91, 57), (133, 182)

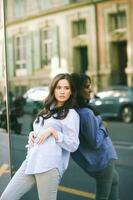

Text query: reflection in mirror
(1, 0), (133, 200)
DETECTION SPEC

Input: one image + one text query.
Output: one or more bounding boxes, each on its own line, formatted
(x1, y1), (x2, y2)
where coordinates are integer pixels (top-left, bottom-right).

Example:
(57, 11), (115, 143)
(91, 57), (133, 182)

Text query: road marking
(0, 164), (9, 176)
(0, 164), (95, 199)
(58, 185), (95, 199)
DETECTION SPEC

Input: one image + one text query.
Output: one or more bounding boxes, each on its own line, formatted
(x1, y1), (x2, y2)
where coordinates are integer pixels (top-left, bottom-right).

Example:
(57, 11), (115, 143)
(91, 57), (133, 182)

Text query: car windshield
(23, 87), (49, 101)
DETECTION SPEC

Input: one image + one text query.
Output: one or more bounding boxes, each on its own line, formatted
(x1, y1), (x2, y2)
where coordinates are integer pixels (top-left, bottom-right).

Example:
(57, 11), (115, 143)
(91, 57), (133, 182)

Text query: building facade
(0, 0), (133, 95)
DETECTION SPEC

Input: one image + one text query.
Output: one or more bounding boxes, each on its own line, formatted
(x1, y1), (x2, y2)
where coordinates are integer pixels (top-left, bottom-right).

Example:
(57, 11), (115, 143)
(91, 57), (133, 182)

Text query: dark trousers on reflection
(90, 160), (119, 200)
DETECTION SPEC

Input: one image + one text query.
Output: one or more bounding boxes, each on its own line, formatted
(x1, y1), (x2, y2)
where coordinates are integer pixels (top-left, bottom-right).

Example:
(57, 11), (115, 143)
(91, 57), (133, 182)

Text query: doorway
(110, 41), (127, 85)
(73, 46), (88, 73)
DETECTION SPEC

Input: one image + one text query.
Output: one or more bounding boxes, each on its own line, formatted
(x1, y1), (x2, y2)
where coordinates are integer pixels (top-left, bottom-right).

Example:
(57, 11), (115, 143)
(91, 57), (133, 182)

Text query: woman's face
(54, 79), (72, 106)
(80, 79), (92, 100)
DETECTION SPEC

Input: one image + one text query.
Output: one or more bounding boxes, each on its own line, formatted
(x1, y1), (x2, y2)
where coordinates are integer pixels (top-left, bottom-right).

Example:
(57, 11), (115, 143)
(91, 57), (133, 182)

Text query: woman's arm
(31, 110), (80, 151)
(54, 109), (80, 152)
(28, 129), (53, 145)
(79, 108), (107, 149)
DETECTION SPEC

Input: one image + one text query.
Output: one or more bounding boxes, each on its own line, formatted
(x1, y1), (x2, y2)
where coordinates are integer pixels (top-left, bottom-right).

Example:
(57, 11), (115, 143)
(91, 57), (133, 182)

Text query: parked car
(90, 86), (133, 123)
(0, 86), (49, 133)
(23, 86), (49, 114)
(23, 86), (49, 102)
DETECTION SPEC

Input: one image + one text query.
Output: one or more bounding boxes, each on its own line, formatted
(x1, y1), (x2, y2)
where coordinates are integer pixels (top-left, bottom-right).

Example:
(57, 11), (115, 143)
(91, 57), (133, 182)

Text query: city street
(0, 121), (133, 200)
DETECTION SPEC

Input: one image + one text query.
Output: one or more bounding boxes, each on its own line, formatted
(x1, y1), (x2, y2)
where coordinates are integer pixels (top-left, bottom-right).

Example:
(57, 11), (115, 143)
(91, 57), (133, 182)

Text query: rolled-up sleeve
(56, 109), (80, 152)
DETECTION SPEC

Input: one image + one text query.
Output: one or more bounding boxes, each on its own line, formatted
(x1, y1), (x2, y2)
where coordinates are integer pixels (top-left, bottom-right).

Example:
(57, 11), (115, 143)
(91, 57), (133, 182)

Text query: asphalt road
(0, 121), (133, 200)
(108, 120), (133, 143)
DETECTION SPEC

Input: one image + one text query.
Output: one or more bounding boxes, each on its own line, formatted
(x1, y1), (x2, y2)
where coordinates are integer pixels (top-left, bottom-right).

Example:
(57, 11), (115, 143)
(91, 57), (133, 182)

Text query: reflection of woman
(71, 73), (119, 200)
(0, 73), (80, 200)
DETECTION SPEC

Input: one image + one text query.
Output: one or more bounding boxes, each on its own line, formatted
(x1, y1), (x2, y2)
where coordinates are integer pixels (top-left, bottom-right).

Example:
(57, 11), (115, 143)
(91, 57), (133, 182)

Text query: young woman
(0, 73), (80, 200)
(71, 73), (119, 200)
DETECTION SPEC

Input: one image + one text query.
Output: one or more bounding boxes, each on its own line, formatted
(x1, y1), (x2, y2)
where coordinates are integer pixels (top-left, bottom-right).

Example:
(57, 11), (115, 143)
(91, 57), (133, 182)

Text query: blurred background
(0, 0), (133, 199)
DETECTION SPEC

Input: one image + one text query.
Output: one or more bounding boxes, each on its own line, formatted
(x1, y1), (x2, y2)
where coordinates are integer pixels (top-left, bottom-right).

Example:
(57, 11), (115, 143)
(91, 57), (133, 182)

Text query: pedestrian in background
(0, 73), (80, 200)
(71, 73), (119, 200)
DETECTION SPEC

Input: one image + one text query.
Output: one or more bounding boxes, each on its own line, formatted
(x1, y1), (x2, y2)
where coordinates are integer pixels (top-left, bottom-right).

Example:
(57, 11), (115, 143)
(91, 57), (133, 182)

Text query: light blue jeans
(0, 161), (60, 200)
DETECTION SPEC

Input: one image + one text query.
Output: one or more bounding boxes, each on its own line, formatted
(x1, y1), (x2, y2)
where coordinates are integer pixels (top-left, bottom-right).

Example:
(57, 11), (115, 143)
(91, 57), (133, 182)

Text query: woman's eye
(65, 87), (70, 90)
(56, 86), (61, 89)
(56, 86), (70, 90)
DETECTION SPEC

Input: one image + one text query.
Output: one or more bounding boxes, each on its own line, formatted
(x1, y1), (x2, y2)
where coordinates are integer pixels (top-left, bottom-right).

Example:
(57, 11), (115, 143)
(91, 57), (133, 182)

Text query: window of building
(108, 11), (127, 32)
(72, 19), (86, 37)
(41, 29), (52, 66)
(15, 0), (25, 18)
(14, 35), (26, 70)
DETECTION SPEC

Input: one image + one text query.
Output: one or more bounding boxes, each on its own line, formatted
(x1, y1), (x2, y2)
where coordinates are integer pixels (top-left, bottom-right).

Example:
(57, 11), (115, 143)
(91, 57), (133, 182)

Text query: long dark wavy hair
(36, 73), (77, 123)
(71, 73), (99, 116)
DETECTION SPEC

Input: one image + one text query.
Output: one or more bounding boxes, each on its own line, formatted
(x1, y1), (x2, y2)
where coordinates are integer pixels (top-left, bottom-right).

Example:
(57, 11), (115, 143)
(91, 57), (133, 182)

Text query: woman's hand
(49, 127), (58, 140)
(28, 131), (36, 146)
(34, 128), (59, 144)
(35, 129), (51, 144)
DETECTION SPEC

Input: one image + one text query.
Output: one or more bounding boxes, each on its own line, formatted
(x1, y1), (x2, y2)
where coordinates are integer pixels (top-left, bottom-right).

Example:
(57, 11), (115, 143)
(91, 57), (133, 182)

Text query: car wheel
(120, 106), (133, 123)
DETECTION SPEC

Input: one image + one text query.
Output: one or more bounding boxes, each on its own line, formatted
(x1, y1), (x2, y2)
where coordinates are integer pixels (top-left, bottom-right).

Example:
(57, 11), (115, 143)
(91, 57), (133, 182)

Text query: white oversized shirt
(25, 109), (79, 177)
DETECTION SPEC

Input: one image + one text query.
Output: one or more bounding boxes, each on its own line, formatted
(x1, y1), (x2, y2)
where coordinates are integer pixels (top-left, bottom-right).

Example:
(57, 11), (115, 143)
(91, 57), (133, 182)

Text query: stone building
(0, 0), (133, 95)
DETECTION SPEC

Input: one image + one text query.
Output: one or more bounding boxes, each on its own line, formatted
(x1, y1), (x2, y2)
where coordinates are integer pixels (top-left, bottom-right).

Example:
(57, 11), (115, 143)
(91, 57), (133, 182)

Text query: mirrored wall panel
(1, 0), (133, 200)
